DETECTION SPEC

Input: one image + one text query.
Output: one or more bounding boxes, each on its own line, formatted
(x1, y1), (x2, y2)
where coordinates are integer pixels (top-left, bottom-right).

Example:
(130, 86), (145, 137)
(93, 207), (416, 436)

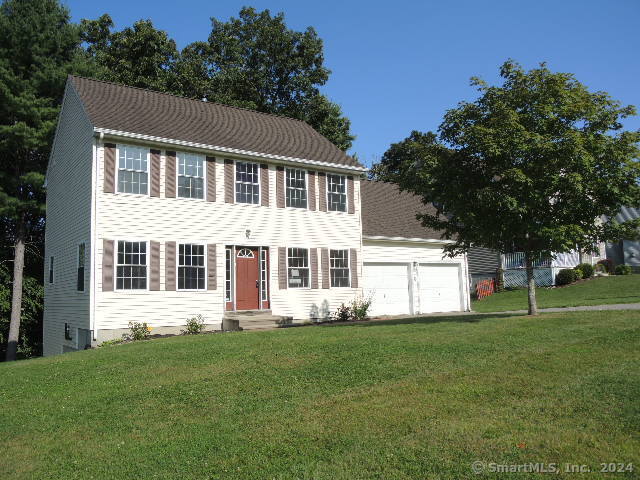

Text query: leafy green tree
(0, 0), (86, 360)
(373, 61), (640, 314)
(173, 7), (354, 150)
(81, 14), (178, 92)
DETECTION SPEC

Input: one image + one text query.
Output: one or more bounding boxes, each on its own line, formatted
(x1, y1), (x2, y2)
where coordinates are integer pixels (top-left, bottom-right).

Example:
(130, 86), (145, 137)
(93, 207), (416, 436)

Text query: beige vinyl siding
(43, 83), (94, 356)
(362, 240), (471, 313)
(94, 145), (363, 332)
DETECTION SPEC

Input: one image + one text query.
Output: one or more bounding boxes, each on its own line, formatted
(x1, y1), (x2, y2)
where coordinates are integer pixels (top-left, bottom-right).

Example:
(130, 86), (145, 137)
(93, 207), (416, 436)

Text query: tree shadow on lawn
(323, 312), (524, 329)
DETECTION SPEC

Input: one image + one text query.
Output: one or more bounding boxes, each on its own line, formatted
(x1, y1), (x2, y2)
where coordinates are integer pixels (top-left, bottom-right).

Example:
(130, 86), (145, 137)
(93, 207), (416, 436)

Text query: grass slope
(1, 311), (639, 479)
(473, 275), (640, 313)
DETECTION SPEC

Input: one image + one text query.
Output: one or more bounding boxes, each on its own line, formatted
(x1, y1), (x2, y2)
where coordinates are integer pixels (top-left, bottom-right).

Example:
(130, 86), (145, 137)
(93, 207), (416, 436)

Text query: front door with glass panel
(235, 247), (260, 310)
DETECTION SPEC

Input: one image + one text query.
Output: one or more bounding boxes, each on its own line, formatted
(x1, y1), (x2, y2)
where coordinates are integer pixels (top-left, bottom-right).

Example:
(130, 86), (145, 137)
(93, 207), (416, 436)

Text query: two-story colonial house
(44, 76), (470, 355)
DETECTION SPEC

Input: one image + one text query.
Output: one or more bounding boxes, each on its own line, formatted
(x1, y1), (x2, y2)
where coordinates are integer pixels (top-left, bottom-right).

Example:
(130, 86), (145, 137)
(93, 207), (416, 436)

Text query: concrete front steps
(223, 310), (294, 331)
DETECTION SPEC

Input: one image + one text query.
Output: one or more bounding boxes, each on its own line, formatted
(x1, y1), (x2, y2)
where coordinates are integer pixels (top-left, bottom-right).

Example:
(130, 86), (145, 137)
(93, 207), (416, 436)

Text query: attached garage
(363, 263), (412, 316)
(360, 180), (471, 316)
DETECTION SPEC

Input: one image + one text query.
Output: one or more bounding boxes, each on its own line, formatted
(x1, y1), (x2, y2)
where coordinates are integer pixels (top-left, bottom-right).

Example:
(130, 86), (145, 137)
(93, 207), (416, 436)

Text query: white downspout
(89, 132), (102, 341)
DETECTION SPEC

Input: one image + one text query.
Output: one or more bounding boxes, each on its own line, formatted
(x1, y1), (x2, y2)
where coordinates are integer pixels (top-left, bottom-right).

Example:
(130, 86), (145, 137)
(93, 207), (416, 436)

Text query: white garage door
(418, 264), (462, 313)
(363, 263), (411, 316)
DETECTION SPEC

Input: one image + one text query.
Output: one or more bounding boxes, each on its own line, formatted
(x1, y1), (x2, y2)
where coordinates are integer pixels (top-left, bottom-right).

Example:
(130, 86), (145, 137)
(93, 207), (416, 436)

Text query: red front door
(235, 247), (260, 310)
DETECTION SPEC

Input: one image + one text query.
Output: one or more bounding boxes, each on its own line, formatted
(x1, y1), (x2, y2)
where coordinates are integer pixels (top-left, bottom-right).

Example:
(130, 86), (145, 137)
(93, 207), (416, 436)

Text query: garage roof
(360, 179), (445, 241)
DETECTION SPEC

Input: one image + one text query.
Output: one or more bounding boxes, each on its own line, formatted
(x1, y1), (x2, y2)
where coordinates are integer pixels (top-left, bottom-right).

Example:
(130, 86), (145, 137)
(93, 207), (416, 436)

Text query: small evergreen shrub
(123, 321), (151, 341)
(556, 268), (578, 286)
(615, 264), (632, 275)
(573, 268), (583, 281)
(182, 314), (206, 335)
(574, 263), (594, 279)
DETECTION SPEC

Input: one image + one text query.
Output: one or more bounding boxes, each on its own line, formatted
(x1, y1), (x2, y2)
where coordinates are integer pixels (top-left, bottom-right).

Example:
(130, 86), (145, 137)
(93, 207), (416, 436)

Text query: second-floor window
(327, 174), (346, 212)
(116, 241), (147, 290)
(178, 153), (204, 199)
(236, 161), (259, 204)
(286, 168), (307, 208)
(178, 243), (206, 290)
(118, 145), (148, 195)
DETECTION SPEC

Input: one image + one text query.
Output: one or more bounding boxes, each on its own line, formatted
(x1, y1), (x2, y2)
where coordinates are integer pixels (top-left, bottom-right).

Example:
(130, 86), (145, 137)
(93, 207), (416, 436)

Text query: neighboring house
(606, 206), (640, 270)
(467, 247), (501, 290)
(360, 180), (471, 316)
(43, 76), (470, 356)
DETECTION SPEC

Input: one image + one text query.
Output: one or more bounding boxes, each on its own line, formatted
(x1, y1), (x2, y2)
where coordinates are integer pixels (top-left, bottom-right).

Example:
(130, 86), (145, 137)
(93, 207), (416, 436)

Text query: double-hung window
(327, 174), (346, 212)
(286, 168), (307, 208)
(178, 153), (204, 199)
(287, 248), (309, 288)
(116, 241), (147, 290)
(235, 161), (260, 204)
(117, 145), (148, 195)
(48, 256), (54, 284)
(178, 243), (206, 290)
(330, 249), (350, 287)
(77, 243), (85, 292)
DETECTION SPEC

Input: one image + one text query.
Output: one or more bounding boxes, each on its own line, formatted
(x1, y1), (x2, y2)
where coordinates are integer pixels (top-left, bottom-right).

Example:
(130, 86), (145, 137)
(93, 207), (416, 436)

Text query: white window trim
(114, 239), (150, 293)
(234, 160), (261, 206)
(329, 248), (351, 288)
(176, 241), (208, 292)
(285, 167), (309, 210)
(326, 173), (348, 213)
(176, 151), (207, 201)
(114, 144), (151, 197)
(286, 246), (311, 289)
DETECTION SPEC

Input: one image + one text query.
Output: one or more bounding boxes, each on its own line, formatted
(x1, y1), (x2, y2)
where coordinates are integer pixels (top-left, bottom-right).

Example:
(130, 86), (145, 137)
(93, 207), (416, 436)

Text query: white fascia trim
(363, 235), (456, 245)
(94, 128), (368, 174)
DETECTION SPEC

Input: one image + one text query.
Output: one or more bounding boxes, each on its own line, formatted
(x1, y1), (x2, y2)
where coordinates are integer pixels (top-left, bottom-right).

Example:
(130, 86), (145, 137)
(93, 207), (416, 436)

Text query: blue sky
(63, 0), (640, 167)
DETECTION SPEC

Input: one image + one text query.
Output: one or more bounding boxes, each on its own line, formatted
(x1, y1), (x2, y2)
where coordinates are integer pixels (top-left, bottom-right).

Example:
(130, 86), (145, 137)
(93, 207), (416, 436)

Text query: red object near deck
(476, 278), (495, 300)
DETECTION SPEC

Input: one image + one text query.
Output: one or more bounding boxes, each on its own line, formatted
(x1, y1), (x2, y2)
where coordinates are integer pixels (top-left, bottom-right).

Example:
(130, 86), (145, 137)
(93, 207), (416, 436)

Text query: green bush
(575, 263), (594, 279)
(574, 268), (583, 281)
(597, 259), (614, 273)
(182, 314), (206, 335)
(351, 296), (372, 321)
(100, 338), (124, 347)
(615, 264), (632, 275)
(123, 322), (151, 341)
(556, 268), (578, 286)
(330, 303), (352, 322)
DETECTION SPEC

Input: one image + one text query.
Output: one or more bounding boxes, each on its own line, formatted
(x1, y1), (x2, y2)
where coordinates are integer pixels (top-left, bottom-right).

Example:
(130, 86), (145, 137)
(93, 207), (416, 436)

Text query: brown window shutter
(321, 248), (330, 289)
(310, 248), (319, 289)
(260, 164), (269, 206)
(318, 172), (327, 212)
(165, 241), (176, 291)
(207, 243), (217, 290)
(150, 149), (161, 197)
(307, 171), (316, 211)
(350, 248), (358, 288)
(102, 239), (114, 291)
(224, 159), (234, 203)
(347, 176), (355, 214)
(276, 166), (285, 208)
(103, 143), (116, 194)
(165, 151), (176, 198)
(150, 241), (160, 290)
(206, 156), (216, 202)
(278, 246), (287, 290)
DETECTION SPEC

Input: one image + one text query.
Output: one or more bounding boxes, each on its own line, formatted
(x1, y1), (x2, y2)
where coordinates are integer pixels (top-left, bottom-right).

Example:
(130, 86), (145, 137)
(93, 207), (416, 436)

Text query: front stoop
(223, 310), (294, 331)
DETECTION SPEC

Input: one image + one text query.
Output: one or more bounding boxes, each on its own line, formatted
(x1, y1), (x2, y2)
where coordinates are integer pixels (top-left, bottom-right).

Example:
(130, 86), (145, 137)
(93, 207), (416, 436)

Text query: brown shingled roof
(69, 76), (363, 169)
(360, 179), (445, 240)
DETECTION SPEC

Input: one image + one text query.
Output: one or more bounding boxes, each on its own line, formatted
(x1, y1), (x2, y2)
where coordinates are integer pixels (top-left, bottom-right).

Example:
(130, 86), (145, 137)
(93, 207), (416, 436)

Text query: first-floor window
(116, 241), (147, 290)
(287, 248), (309, 288)
(178, 243), (205, 290)
(49, 256), (54, 284)
(330, 249), (350, 287)
(77, 243), (85, 292)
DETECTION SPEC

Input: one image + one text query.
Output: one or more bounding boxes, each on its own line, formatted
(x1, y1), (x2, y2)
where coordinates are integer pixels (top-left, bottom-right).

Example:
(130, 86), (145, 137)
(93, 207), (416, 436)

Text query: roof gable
(69, 76), (363, 170)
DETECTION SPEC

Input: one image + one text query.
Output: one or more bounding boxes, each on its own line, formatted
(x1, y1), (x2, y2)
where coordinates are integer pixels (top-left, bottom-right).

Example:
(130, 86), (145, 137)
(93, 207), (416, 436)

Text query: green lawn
(473, 274), (640, 313)
(1, 311), (639, 479)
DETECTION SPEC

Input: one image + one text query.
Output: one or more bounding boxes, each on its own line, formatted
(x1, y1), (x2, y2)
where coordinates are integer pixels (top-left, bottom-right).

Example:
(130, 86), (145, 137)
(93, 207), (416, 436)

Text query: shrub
(573, 268), (583, 281)
(100, 338), (124, 347)
(330, 303), (352, 323)
(123, 321), (151, 341)
(351, 295), (372, 321)
(614, 264), (632, 275)
(594, 263), (608, 275)
(556, 268), (578, 286)
(182, 314), (206, 335)
(574, 263), (594, 279)
(597, 259), (614, 274)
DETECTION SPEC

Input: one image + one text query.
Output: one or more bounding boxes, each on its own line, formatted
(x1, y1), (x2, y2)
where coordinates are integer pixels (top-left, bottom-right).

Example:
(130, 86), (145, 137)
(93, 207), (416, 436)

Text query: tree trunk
(525, 252), (538, 316)
(6, 221), (25, 361)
